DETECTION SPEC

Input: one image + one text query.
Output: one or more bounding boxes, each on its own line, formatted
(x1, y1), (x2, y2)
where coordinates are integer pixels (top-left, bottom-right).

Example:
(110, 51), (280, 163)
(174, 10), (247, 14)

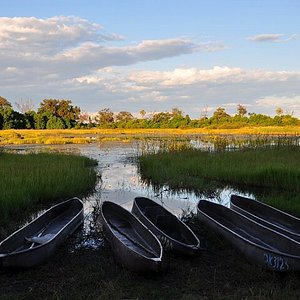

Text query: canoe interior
(198, 200), (300, 256)
(102, 202), (161, 259)
(231, 195), (300, 235)
(135, 197), (197, 245)
(0, 199), (82, 254)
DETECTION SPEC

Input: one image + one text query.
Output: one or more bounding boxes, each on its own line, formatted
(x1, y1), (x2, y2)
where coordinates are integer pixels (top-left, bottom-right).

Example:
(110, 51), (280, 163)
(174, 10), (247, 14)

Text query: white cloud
(247, 33), (298, 43)
(67, 66), (300, 117)
(127, 67), (300, 87)
(0, 16), (224, 81)
(0, 16), (299, 118)
(256, 96), (300, 108)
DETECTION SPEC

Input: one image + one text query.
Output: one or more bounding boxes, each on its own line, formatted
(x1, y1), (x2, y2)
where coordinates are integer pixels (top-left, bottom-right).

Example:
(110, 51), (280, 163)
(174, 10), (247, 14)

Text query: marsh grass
(1, 127), (300, 145)
(138, 145), (300, 214)
(0, 152), (98, 222)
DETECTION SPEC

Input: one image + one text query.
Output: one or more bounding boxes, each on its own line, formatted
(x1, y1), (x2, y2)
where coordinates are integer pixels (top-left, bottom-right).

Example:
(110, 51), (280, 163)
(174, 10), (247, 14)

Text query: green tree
(115, 111), (134, 123)
(38, 99), (59, 115)
(35, 113), (50, 129)
(139, 109), (146, 119)
(210, 107), (231, 124)
(236, 104), (247, 117)
(249, 114), (274, 126)
(0, 113), (3, 129)
(38, 99), (80, 128)
(24, 111), (37, 129)
(46, 115), (66, 129)
(151, 112), (172, 127)
(0, 107), (26, 129)
(171, 107), (183, 117)
(97, 108), (114, 127)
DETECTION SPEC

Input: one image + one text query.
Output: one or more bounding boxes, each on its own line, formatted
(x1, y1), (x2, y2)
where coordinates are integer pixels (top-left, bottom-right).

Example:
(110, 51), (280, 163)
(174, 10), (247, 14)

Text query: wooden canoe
(99, 201), (164, 272)
(0, 197), (84, 268)
(197, 200), (300, 272)
(132, 197), (201, 256)
(230, 194), (300, 242)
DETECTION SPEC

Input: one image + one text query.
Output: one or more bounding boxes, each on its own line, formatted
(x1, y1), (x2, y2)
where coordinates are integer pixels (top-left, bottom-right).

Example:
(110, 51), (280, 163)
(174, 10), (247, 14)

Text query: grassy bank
(0, 127), (300, 145)
(0, 152), (98, 225)
(1, 216), (300, 299)
(138, 146), (300, 215)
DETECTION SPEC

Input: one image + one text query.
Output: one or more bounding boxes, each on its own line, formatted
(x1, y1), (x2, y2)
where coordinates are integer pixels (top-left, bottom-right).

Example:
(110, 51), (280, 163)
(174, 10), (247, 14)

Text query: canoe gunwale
(231, 195), (300, 221)
(0, 197), (84, 258)
(133, 201), (196, 247)
(197, 200), (300, 261)
(105, 216), (163, 261)
(100, 201), (163, 262)
(230, 195), (300, 239)
(132, 197), (201, 254)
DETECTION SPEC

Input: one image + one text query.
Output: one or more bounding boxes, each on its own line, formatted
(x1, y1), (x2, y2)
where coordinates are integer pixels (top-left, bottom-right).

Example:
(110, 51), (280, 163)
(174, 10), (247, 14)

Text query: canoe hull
(197, 200), (300, 272)
(230, 194), (300, 242)
(132, 197), (201, 256)
(99, 201), (164, 273)
(0, 198), (83, 268)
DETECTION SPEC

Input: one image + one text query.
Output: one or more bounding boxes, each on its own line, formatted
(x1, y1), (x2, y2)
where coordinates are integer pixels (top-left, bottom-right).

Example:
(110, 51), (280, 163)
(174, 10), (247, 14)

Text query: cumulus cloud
(126, 67), (300, 87)
(256, 96), (300, 108)
(0, 16), (123, 59)
(68, 66), (300, 117)
(0, 16), (225, 83)
(55, 38), (209, 69)
(247, 33), (298, 43)
(1, 16), (299, 117)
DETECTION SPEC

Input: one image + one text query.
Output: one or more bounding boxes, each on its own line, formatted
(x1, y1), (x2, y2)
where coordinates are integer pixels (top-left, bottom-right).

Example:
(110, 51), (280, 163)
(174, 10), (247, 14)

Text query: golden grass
(0, 126), (300, 145)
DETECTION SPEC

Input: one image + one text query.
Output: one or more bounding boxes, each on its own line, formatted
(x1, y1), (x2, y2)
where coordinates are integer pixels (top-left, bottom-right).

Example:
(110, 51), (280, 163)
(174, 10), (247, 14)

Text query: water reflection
(7, 136), (294, 249)
(6, 142), (226, 213)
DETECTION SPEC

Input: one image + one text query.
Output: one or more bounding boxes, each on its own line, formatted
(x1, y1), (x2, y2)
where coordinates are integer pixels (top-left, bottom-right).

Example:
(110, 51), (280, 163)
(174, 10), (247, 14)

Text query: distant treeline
(0, 96), (299, 130)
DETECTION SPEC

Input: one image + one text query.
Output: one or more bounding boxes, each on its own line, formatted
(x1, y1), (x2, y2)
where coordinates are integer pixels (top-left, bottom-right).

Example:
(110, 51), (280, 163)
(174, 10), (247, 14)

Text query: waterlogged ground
(2, 141), (247, 245)
(2, 141), (300, 299)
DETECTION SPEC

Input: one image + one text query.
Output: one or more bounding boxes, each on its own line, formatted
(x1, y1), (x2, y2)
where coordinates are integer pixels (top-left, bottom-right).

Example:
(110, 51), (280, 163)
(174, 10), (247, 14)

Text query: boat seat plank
(16, 208), (78, 252)
(24, 234), (55, 245)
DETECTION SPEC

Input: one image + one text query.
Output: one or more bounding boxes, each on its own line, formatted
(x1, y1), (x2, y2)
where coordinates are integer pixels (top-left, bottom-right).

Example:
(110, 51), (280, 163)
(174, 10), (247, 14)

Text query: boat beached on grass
(132, 197), (201, 256)
(99, 201), (164, 272)
(197, 199), (300, 272)
(230, 194), (300, 242)
(0, 197), (84, 268)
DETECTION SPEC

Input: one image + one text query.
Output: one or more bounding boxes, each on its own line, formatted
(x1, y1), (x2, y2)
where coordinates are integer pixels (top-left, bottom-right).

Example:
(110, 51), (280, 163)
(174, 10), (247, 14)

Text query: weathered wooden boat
(132, 197), (201, 256)
(230, 194), (300, 242)
(99, 201), (164, 272)
(197, 200), (300, 272)
(0, 197), (84, 268)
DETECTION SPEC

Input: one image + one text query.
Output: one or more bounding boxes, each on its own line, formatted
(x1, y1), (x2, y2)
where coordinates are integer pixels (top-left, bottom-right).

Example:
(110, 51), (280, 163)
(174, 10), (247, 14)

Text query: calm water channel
(4, 140), (252, 249)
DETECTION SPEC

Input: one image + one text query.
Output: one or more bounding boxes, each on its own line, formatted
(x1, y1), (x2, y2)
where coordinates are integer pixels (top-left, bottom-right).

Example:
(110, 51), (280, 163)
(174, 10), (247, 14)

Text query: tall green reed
(0, 152), (98, 221)
(138, 144), (300, 214)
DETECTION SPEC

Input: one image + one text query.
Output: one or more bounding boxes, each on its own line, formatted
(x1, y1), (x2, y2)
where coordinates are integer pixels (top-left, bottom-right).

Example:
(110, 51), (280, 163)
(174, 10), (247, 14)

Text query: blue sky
(0, 0), (299, 117)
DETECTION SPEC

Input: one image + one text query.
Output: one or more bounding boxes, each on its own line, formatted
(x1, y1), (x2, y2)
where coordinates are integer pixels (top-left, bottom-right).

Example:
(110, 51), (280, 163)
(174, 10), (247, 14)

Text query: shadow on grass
(1, 213), (300, 300)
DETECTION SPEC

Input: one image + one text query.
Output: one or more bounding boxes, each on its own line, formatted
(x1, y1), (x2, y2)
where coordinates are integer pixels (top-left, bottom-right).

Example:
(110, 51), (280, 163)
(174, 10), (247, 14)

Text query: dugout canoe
(132, 197), (201, 256)
(197, 200), (300, 271)
(0, 197), (84, 268)
(230, 194), (300, 242)
(99, 201), (164, 272)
